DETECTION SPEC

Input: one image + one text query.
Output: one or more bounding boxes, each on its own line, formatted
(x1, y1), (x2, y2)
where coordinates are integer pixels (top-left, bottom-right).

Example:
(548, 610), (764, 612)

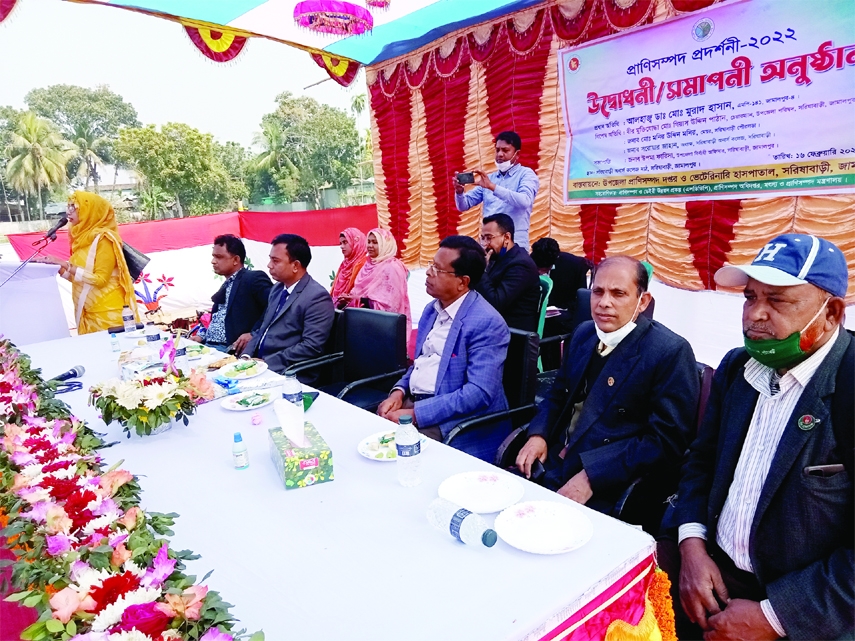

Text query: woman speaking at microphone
(34, 191), (139, 334)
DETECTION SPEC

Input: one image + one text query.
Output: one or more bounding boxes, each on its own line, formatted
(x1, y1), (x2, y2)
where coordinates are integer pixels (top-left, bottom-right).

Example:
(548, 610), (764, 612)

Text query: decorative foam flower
(49, 587), (97, 624)
(45, 505), (73, 535)
(140, 545), (176, 588)
(46, 533), (74, 556)
(100, 470), (134, 496)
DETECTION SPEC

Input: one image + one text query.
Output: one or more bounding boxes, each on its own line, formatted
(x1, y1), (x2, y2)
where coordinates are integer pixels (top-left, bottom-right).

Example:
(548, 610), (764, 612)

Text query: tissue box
(268, 421), (334, 490)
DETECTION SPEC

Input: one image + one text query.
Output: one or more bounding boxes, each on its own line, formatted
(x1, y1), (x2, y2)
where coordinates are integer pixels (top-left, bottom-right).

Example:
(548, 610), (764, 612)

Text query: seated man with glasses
(475, 213), (541, 332)
(377, 235), (512, 462)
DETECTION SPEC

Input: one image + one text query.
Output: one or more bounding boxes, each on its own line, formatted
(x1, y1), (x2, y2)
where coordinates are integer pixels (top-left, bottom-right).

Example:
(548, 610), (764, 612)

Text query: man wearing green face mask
(668, 233), (853, 641)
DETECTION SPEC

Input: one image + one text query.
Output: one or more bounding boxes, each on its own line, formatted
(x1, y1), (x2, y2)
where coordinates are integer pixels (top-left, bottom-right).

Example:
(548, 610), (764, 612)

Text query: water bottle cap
(398, 414), (413, 425)
(233, 432), (243, 443)
(482, 529), (497, 547)
(110, 334), (117, 338)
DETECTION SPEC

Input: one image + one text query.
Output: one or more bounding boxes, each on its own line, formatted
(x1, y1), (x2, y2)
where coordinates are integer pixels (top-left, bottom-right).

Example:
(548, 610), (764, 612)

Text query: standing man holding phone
(453, 131), (539, 250)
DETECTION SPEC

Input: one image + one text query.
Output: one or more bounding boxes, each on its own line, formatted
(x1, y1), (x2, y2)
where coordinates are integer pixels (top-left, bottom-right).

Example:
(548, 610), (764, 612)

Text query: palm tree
(71, 123), (109, 192)
(350, 93), (366, 118)
(251, 119), (297, 175)
(5, 112), (73, 219)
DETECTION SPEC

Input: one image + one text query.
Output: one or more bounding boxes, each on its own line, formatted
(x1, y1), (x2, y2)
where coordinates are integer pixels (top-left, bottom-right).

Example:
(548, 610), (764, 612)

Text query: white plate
(221, 390), (276, 411)
(494, 500), (593, 554)
(438, 471), (524, 513)
(357, 430), (428, 462)
(216, 360), (268, 380)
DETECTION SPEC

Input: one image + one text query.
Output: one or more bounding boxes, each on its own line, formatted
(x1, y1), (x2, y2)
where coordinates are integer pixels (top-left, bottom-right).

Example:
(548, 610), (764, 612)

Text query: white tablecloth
(0, 262), (69, 345)
(22, 332), (655, 641)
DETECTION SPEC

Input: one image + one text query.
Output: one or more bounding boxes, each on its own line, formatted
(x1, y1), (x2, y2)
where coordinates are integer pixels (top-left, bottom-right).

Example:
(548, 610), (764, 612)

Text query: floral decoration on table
(0, 338), (262, 641)
(89, 335), (215, 439)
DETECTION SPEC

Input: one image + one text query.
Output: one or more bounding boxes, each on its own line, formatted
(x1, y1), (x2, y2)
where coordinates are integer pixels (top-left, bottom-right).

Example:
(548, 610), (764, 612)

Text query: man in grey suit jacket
(378, 236), (511, 462)
(236, 234), (334, 382)
(670, 234), (853, 640)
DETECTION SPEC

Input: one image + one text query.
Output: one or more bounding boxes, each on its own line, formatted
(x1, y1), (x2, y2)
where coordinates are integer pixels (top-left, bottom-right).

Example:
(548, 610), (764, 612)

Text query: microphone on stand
(49, 365), (86, 382)
(43, 215), (68, 241)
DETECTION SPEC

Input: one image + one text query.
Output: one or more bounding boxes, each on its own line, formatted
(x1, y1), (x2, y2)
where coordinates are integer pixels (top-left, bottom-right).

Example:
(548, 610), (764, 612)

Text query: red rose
(89, 571), (142, 613)
(112, 602), (172, 637)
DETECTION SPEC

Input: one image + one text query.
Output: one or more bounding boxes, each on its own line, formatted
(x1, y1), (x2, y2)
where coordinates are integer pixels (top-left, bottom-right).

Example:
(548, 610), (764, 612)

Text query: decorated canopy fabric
(66, 0), (546, 65)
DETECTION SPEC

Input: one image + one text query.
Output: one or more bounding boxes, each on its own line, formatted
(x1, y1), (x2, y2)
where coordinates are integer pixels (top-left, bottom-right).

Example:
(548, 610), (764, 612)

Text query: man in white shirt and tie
(377, 235), (512, 462)
(667, 234), (853, 641)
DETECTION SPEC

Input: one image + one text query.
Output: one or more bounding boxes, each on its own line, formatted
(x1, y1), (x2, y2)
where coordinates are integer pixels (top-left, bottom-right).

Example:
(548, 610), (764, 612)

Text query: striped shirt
(679, 326), (839, 637)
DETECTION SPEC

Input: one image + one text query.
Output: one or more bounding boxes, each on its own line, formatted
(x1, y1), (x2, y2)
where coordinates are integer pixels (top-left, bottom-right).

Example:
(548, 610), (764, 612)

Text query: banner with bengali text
(558, 0), (855, 203)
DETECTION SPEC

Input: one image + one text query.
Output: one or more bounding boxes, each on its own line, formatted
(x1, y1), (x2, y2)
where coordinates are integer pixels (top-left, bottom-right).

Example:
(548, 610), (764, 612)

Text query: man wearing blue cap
(670, 234), (852, 640)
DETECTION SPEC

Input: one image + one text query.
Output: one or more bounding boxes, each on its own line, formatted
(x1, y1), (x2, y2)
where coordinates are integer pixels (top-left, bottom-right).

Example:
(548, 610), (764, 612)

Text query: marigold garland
(649, 567), (677, 641)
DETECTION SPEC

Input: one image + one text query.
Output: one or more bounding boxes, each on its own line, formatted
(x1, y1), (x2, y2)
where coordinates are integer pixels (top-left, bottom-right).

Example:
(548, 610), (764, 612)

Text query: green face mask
(743, 299), (829, 370)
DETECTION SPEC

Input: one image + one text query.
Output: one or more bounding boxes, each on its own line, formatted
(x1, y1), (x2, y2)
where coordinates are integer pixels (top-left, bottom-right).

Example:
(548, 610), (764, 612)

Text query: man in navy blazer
(378, 235), (511, 462)
(237, 234), (334, 383)
(516, 256), (699, 513)
(671, 234), (853, 641)
(193, 234), (272, 350)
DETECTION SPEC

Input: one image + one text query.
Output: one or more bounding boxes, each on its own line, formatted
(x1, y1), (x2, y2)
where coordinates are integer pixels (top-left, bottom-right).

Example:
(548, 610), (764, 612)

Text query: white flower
(82, 510), (121, 534)
(160, 631), (182, 640)
(123, 560), (146, 577)
(74, 567), (114, 597)
(114, 382), (145, 411)
(108, 631), (153, 641)
(91, 586), (161, 632)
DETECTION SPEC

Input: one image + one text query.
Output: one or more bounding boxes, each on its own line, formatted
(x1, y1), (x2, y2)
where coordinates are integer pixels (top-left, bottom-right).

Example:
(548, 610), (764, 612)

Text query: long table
(20, 332), (656, 641)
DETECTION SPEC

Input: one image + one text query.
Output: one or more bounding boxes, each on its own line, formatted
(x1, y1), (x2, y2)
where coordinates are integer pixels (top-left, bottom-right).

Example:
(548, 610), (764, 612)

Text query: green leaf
(66, 620), (77, 636)
(20, 621), (47, 641)
(4, 590), (32, 603)
(248, 632), (266, 641)
(23, 593), (44, 608)
(45, 619), (64, 633)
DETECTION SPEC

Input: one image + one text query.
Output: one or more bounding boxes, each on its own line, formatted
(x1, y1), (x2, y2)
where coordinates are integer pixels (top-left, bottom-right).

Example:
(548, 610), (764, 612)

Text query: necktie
(258, 287), (289, 358)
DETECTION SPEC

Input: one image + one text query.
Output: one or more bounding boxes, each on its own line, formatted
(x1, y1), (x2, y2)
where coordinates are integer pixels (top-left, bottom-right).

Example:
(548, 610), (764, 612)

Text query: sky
(0, 0), (370, 149)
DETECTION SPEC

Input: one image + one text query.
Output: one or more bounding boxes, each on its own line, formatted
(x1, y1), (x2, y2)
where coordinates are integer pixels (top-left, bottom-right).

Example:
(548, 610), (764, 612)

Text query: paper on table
(274, 398), (307, 447)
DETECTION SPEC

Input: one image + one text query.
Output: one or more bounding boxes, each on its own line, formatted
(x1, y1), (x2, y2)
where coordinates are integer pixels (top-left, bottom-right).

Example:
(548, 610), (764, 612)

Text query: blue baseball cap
(715, 234), (848, 298)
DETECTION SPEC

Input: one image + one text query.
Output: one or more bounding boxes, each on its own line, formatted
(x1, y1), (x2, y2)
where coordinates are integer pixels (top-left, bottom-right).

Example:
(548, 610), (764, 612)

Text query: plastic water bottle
(232, 432), (249, 469)
(426, 498), (497, 548)
(396, 415), (421, 487)
(175, 343), (190, 376)
(122, 306), (136, 333)
(110, 333), (121, 352)
(144, 323), (160, 345)
(281, 373), (303, 408)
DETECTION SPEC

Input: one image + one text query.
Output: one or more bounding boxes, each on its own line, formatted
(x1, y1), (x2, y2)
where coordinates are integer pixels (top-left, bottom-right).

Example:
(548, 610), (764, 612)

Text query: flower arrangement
(0, 338), (259, 641)
(89, 375), (197, 439)
(89, 335), (213, 439)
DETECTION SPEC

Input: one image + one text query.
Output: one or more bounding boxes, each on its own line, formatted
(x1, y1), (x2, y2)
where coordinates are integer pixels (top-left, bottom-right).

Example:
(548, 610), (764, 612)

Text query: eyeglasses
(479, 233), (504, 242)
(426, 261), (457, 276)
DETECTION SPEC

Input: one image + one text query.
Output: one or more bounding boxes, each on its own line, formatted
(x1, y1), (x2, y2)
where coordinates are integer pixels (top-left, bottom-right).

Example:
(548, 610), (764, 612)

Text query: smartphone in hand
(457, 172), (475, 185)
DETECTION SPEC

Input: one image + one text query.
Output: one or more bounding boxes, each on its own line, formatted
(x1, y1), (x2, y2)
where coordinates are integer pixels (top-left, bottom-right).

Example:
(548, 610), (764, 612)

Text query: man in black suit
(236, 234), (334, 383)
(669, 234), (852, 641)
(515, 255), (699, 514)
(193, 234), (272, 351)
(475, 213), (541, 332)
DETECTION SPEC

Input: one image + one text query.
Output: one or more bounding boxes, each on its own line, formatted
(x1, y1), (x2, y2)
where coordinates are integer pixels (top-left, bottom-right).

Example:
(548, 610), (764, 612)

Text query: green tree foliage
(252, 92), (360, 207)
(69, 122), (109, 192)
(5, 112), (74, 219)
(0, 106), (22, 218)
(116, 123), (239, 217)
(25, 84), (139, 141)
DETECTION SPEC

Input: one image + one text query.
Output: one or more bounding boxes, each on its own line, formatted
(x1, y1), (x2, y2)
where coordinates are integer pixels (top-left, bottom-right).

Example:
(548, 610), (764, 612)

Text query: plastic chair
(285, 307), (408, 412)
(536, 275), (553, 372)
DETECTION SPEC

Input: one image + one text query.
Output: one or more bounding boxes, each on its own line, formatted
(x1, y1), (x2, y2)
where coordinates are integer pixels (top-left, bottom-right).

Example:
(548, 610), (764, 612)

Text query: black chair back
(504, 328), (540, 410)
(341, 308), (408, 381)
(572, 288), (593, 328)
